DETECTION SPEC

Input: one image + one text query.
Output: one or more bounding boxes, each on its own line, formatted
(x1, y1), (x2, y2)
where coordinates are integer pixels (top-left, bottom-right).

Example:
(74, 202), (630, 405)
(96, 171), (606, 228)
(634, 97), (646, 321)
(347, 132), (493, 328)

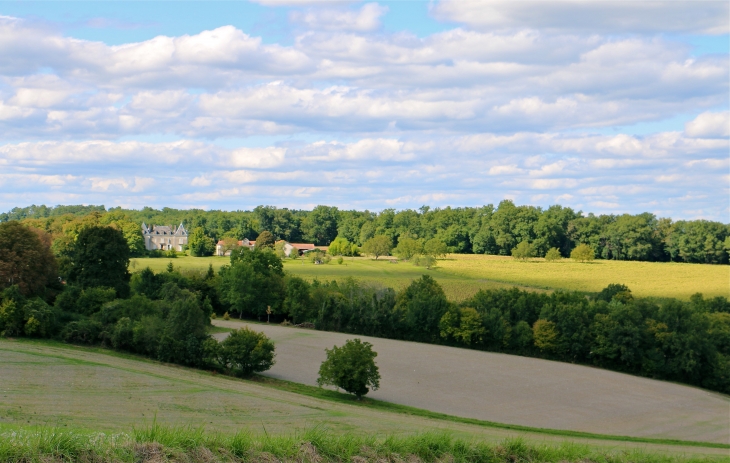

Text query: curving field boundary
(213, 319), (730, 444)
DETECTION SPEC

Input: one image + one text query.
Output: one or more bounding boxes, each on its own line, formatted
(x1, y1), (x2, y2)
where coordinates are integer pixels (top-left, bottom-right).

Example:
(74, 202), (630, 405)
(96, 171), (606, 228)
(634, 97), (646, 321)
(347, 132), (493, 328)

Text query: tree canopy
(0, 221), (58, 297)
(3, 201), (728, 265)
(317, 338), (381, 399)
(68, 226), (130, 297)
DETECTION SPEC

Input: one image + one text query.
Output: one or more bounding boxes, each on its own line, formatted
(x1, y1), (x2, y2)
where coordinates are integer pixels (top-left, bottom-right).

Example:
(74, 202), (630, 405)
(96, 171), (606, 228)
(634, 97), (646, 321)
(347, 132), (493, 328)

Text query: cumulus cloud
(0, 4), (727, 220)
(685, 111), (730, 138)
(431, 0), (730, 34)
(290, 3), (388, 31)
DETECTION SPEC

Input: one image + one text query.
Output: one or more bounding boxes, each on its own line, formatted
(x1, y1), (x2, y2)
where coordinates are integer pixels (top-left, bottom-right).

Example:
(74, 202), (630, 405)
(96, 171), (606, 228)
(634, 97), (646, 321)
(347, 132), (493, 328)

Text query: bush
(596, 283), (633, 303)
(223, 311), (230, 320)
(511, 241), (536, 261)
(220, 327), (276, 376)
(571, 243), (595, 262)
(317, 338), (380, 399)
(412, 254), (436, 269)
(544, 247), (562, 262)
(61, 319), (103, 344)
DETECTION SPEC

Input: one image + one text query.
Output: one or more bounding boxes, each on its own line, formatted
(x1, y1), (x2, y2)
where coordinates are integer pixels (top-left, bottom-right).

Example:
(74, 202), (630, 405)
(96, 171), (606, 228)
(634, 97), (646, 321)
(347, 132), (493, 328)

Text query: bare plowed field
(213, 320), (730, 444)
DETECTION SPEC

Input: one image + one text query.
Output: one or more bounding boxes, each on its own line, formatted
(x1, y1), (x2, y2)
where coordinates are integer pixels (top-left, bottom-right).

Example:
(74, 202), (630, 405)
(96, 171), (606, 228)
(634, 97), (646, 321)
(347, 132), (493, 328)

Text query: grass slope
(132, 255), (730, 301)
(4, 425), (727, 463)
(0, 339), (727, 457)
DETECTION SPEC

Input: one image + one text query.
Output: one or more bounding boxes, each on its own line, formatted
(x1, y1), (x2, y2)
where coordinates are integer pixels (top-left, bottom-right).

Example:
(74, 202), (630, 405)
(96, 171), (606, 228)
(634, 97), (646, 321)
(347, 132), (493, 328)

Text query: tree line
(2, 201), (728, 264)
(0, 221), (275, 377)
(2, 219), (728, 394)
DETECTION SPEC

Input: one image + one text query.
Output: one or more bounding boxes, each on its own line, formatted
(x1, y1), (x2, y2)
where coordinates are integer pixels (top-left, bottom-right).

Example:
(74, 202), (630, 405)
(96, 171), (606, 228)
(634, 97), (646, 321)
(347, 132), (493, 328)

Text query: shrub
(571, 244), (595, 262)
(0, 299), (24, 337)
(596, 283), (633, 303)
(317, 338), (380, 399)
(220, 327), (276, 376)
(223, 311), (230, 320)
(511, 241), (536, 261)
(544, 247), (562, 262)
(412, 254), (436, 269)
(61, 319), (103, 344)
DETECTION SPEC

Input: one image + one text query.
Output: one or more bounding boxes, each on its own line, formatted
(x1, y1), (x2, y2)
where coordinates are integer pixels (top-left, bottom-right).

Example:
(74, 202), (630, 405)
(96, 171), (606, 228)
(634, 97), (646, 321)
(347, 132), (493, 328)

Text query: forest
(1, 220), (729, 394)
(1, 201), (729, 264)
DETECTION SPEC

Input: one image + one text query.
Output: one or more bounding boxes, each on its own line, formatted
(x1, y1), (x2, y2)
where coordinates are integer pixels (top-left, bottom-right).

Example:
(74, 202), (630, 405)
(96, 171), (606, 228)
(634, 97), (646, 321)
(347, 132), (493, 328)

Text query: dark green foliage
(5, 202), (729, 264)
(0, 299), (24, 336)
(219, 248), (284, 319)
(68, 226), (130, 297)
(157, 290), (211, 367)
(219, 327), (276, 376)
(395, 275), (450, 343)
(302, 205), (340, 245)
(283, 276), (314, 323)
(75, 287), (116, 316)
(596, 284), (633, 303)
(318, 338), (381, 398)
(0, 221), (58, 297)
(255, 230), (275, 248)
(61, 319), (103, 344)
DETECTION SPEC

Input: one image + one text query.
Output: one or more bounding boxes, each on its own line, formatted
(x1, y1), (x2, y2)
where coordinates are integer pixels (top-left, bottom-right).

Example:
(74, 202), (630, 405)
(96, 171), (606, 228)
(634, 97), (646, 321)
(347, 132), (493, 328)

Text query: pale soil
(213, 319), (730, 444)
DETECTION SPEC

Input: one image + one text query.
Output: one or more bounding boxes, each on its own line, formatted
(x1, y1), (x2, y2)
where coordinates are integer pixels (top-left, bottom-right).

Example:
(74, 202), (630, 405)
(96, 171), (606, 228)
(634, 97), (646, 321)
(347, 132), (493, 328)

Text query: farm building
(215, 239), (320, 257)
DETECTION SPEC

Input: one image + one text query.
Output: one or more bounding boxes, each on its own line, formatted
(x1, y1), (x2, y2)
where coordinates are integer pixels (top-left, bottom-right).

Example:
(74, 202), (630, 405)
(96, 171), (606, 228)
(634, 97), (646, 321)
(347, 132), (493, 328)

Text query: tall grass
(0, 424), (725, 463)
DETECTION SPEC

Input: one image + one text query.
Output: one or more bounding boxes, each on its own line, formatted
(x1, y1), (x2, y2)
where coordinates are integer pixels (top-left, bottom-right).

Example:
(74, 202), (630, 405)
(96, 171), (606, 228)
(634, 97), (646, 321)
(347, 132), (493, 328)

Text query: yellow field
(130, 254), (729, 301)
(437, 255), (730, 300)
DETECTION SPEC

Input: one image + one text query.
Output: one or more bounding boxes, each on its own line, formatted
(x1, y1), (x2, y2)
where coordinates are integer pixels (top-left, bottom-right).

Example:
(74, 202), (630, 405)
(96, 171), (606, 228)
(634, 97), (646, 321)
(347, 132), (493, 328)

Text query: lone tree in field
(220, 327), (276, 376)
(571, 243), (595, 262)
(362, 235), (392, 260)
(317, 338), (380, 399)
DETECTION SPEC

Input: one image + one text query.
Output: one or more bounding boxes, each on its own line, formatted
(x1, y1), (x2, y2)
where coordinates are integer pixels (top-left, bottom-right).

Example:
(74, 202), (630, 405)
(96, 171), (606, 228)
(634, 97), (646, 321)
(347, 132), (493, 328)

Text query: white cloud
(290, 3), (388, 31)
(431, 1), (730, 34)
(0, 9), (727, 220)
(229, 147), (287, 168)
(685, 111), (730, 138)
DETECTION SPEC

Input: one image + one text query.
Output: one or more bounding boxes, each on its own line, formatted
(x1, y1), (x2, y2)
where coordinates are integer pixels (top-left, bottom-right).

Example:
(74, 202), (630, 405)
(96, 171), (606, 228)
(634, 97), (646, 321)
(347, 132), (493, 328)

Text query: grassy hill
(132, 254), (730, 301)
(1, 339), (729, 458)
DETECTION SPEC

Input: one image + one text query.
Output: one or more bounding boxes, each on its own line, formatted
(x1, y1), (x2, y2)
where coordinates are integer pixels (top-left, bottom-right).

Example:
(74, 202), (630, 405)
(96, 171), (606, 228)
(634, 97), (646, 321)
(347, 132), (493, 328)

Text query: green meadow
(132, 254), (730, 301)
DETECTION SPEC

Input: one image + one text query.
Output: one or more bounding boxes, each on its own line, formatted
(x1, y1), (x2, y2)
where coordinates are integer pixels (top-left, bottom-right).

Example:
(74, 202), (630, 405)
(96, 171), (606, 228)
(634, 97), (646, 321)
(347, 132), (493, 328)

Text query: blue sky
(0, 0), (728, 220)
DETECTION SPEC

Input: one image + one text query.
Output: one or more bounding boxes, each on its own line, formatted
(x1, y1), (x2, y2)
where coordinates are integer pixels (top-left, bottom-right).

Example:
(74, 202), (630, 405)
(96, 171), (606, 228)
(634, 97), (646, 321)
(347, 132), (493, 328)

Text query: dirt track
(213, 320), (730, 444)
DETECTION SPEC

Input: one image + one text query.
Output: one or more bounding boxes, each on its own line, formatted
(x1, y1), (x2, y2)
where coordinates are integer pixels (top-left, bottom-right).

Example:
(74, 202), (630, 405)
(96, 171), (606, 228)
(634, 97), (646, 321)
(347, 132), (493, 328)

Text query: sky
(0, 0), (728, 220)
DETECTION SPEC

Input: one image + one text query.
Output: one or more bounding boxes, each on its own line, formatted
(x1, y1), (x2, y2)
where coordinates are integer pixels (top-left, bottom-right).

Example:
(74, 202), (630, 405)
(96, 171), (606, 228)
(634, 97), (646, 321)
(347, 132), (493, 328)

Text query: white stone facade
(142, 222), (188, 251)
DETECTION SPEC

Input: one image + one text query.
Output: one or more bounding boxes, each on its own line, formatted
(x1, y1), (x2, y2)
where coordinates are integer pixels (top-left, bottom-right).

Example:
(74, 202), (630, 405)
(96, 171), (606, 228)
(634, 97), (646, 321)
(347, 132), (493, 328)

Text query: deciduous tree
(362, 235), (392, 259)
(317, 338), (380, 399)
(68, 226), (130, 297)
(0, 221), (57, 297)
